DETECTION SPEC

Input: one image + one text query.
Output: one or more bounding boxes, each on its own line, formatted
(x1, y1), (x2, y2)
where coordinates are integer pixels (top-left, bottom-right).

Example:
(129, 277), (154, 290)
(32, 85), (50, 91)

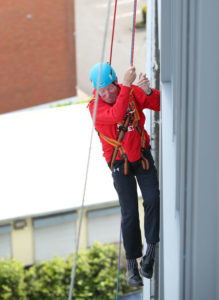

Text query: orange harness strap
(99, 132), (129, 175)
(99, 89), (149, 175)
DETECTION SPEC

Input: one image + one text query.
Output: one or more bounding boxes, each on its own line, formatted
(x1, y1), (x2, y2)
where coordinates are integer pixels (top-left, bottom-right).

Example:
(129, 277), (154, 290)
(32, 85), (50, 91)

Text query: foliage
(135, 4), (147, 28)
(50, 101), (73, 108)
(142, 5), (147, 23)
(49, 99), (89, 108)
(0, 243), (140, 299)
(0, 258), (27, 300)
(67, 243), (135, 300)
(76, 99), (90, 104)
(142, 5), (147, 15)
(55, 101), (73, 107)
(24, 256), (68, 300)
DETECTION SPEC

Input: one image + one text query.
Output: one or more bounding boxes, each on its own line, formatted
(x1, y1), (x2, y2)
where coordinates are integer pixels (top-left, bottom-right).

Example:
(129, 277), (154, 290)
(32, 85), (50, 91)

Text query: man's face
(99, 83), (118, 104)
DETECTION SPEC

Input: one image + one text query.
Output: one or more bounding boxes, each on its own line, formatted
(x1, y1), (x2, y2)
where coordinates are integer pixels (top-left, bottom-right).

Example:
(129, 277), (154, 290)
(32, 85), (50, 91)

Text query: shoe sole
(139, 268), (153, 279)
(127, 279), (144, 287)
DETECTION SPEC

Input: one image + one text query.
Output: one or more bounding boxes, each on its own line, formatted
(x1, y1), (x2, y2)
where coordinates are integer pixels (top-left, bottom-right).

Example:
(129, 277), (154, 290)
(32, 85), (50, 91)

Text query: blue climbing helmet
(90, 62), (117, 89)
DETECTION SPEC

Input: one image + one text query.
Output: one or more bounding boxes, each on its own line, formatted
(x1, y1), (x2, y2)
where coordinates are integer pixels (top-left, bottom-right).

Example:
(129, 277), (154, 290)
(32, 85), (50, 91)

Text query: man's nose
(105, 90), (110, 96)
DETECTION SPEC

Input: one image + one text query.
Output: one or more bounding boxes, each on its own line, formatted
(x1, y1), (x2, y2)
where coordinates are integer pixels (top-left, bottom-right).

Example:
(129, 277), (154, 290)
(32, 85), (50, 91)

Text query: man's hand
(137, 73), (151, 95)
(123, 66), (137, 87)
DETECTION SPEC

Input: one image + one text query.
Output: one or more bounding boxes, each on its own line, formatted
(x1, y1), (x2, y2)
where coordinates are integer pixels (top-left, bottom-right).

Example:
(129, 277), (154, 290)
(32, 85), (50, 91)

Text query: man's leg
(112, 165), (142, 259)
(136, 151), (160, 245)
(112, 163), (143, 286)
(135, 150), (160, 278)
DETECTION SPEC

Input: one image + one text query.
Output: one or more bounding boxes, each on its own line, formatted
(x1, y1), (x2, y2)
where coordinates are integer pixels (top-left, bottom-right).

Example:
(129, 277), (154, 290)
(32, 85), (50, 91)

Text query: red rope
(110, 0), (137, 66)
(109, 0), (118, 65)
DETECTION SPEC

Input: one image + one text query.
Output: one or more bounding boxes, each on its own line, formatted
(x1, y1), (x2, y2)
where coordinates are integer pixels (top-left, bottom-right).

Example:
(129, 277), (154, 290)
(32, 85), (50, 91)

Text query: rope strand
(68, 1), (139, 298)
(109, 0), (118, 65)
(68, 0), (113, 298)
(116, 215), (122, 300)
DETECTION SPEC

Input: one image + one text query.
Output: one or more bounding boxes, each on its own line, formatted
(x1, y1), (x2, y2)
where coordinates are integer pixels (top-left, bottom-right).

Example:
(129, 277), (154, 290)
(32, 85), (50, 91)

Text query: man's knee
(122, 210), (139, 225)
(142, 191), (159, 208)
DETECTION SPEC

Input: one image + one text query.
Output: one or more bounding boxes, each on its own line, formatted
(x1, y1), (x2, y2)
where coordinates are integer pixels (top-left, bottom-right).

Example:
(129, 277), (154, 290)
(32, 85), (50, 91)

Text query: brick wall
(0, 0), (77, 113)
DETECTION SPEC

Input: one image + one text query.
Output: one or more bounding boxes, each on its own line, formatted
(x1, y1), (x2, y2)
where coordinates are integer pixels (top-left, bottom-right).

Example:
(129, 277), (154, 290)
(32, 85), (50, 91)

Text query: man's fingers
(138, 79), (150, 85)
(123, 65), (137, 86)
(137, 73), (151, 93)
(129, 66), (136, 72)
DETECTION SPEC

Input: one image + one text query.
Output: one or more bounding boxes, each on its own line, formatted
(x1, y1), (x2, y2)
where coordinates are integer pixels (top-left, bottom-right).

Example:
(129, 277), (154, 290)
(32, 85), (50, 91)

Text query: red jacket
(88, 84), (160, 163)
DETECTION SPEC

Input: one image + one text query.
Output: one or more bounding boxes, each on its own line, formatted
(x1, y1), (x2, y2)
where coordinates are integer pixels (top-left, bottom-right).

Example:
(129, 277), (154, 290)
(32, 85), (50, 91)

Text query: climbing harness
(98, 89), (149, 175)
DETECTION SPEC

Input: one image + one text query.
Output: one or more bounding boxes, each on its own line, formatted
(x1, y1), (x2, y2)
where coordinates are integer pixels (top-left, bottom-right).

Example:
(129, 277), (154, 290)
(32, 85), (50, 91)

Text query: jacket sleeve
(133, 85), (160, 112)
(88, 86), (131, 124)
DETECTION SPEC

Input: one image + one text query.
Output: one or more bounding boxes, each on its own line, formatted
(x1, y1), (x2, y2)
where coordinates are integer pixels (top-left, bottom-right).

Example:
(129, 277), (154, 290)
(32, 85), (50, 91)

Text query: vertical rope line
(116, 215), (122, 300)
(68, 1), (112, 299)
(109, 0), (118, 65)
(130, 0), (137, 66)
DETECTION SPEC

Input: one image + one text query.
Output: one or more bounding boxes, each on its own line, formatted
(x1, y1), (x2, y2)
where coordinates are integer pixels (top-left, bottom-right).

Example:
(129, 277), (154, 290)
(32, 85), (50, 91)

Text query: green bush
(142, 5), (147, 24)
(0, 258), (27, 300)
(24, 256), (68, 300)
(135, 5), (147, 28)
(0, 243), (139, 299)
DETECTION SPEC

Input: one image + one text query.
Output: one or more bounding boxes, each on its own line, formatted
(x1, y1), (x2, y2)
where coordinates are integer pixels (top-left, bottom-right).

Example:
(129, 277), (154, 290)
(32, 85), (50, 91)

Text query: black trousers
(111, 148), (160, 259)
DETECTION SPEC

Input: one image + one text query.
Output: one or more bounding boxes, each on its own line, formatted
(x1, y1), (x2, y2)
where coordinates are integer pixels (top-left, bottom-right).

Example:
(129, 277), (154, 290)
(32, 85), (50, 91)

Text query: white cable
(68, 0), (112, 299)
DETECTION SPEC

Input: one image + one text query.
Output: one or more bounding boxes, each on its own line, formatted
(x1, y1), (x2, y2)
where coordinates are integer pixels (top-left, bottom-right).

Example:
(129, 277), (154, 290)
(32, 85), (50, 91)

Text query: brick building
(0, 0), (77, 114)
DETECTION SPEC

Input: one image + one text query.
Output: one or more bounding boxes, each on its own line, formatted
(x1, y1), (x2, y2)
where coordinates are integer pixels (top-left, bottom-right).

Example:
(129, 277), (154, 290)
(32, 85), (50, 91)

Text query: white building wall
(161, 84), (179, 300)
(0, 233), (11, 257)
(144, 1), (157, 299)
(0, 225), (12, 258)
(33, 213), (77, 261)
(183, 1), (219, 299)
(159, 1), (219, 300)
(159, 2), (182, 288)
(87, 207), (121, 247)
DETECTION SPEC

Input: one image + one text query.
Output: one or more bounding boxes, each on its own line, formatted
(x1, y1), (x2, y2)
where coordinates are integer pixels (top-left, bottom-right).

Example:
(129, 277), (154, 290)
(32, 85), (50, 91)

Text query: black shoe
(140, 255), (154, 279)
(126, 268), (143, 287)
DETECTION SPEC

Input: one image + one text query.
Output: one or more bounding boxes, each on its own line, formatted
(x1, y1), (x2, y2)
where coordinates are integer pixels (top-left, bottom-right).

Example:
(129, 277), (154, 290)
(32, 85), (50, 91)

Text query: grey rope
(68, 0), (112, 299)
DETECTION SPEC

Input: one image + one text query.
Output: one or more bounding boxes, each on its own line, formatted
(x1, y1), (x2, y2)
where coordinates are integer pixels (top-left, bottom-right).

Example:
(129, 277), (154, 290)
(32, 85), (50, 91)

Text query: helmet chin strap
(113, 77), (119, 86)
